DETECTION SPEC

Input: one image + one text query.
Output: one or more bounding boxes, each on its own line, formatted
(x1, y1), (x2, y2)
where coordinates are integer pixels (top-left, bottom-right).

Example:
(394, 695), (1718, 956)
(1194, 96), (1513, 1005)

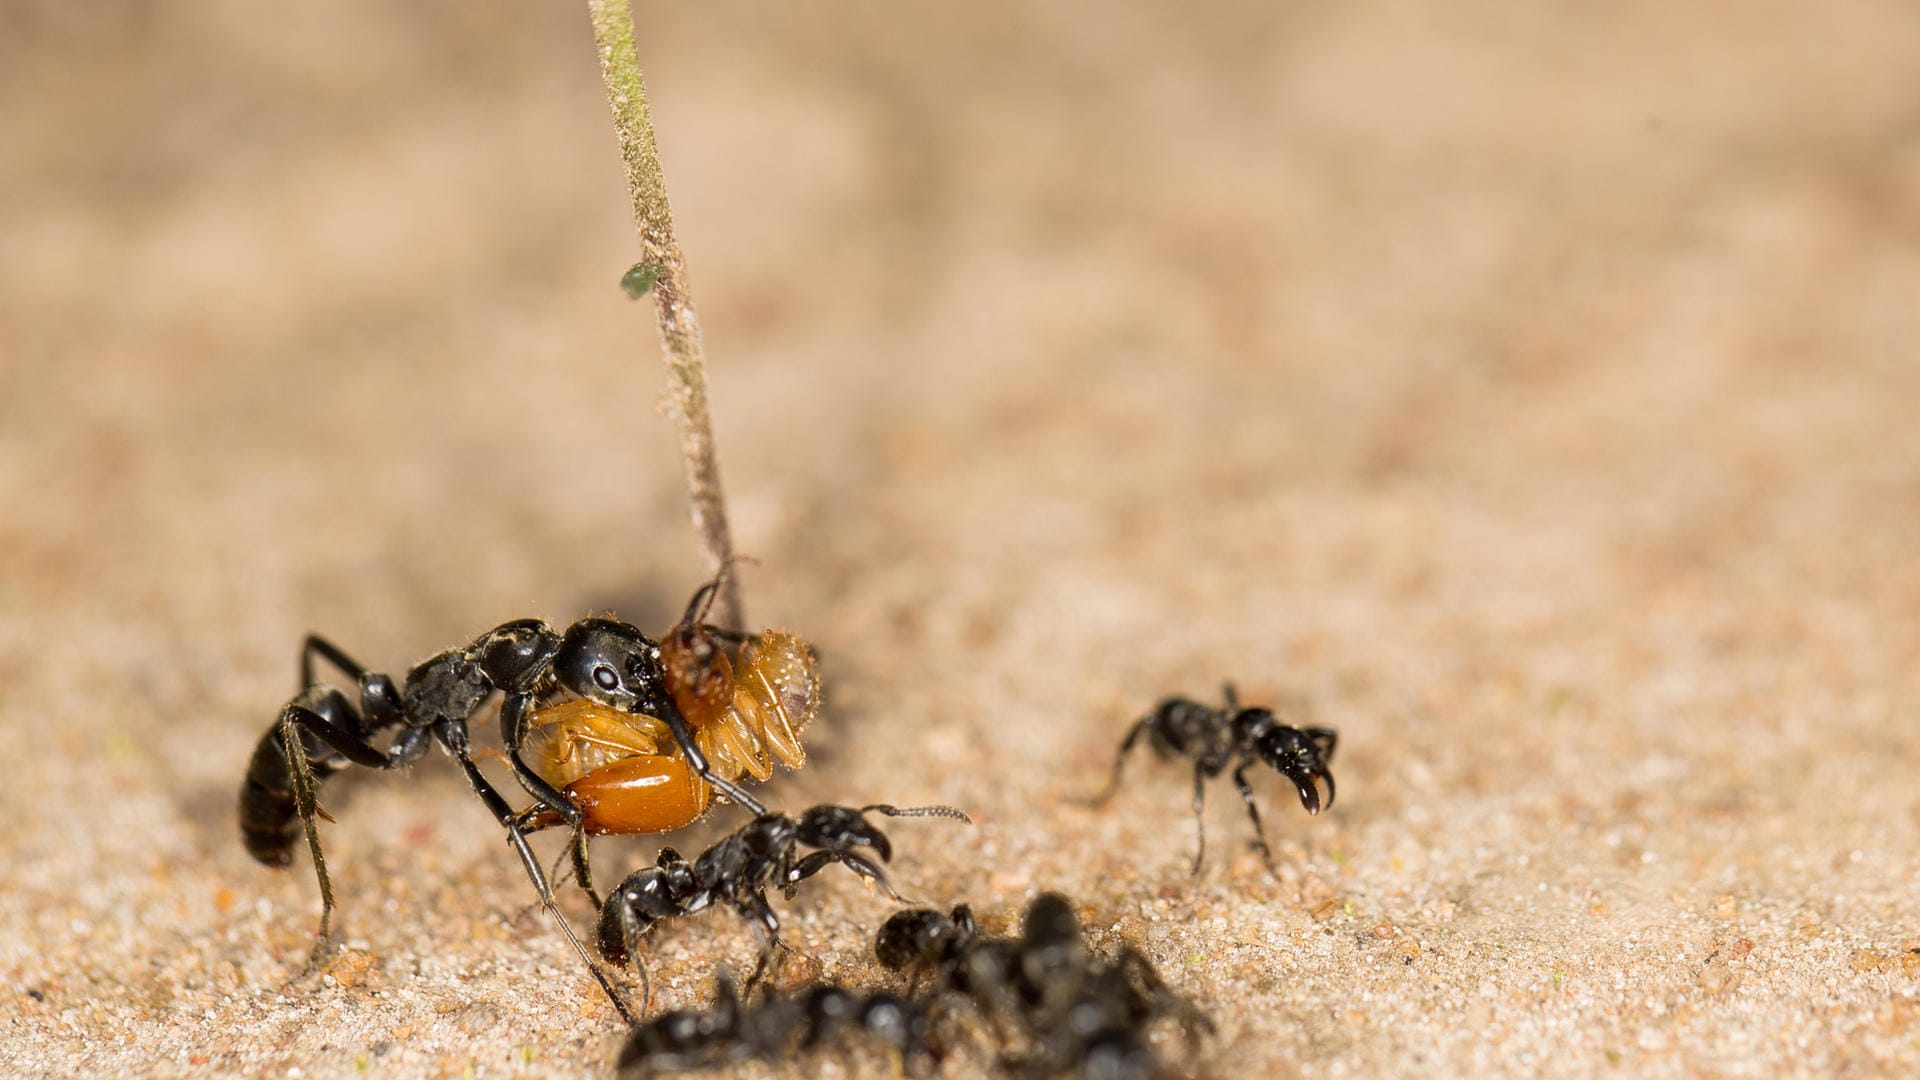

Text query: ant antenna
(860, 803), (973, 824)
(679, 555), (766, 632)
(680, 579), (722, 629)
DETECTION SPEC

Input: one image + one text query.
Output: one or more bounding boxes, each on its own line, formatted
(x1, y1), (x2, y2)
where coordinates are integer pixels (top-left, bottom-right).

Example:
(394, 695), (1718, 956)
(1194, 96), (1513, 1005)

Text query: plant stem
(586, 0), (744, 631)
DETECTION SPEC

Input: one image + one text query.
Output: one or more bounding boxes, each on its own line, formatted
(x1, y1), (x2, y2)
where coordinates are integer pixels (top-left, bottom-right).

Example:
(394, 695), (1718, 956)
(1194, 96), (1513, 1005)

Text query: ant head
(795, 805), (894, 863)
(555, 618), (671, 714)
(597, 864), (686, 967)
(1252, 722), (1336, 815)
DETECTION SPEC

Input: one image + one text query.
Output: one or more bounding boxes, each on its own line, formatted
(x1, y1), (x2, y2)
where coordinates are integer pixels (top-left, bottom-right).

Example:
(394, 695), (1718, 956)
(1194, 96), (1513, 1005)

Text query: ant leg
(499, 692), (586, 828)
(299, 634), (369, 690)
(656, 696), (769, 814)
(496, 691), (606, 905)
(271, 699), (427, 967)
(278, 706), (337, 968)
(1189, 762), (1210, 874)
(568, 829), (604, 910)
(1229, 764), (1276, 871)
(1086, 718), (1153, 806)
(739, 893), (793, 999)
(436, 719), (636, 1026)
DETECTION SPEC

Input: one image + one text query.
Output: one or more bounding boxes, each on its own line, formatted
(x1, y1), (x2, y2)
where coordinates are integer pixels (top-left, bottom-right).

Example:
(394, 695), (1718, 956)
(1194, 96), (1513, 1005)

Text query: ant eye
(592, 664), (619, 691)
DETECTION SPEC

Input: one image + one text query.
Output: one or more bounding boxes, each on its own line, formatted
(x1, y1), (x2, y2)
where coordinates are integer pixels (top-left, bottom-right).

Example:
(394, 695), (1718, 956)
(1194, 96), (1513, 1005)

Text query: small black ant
(598, 802), (970, 999)
(876, 892), (1212, 1080)
(1092, 684), (1337, 872)
(618, 971), (938, 1078)
(237, 600), (773, 1024)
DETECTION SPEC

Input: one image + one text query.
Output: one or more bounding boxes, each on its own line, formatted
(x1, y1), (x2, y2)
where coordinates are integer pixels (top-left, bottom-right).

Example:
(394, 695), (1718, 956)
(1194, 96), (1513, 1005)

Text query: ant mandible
(237, 582), (776, 1024)
(597, 802), (971, 1001)
(1092, 683), (1337, 873)
(515, 574), (821, 905)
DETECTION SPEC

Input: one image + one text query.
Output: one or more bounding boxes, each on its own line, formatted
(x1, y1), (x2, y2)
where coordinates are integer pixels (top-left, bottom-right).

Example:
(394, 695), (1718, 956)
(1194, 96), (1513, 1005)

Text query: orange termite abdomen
(562, 754), (712, 836)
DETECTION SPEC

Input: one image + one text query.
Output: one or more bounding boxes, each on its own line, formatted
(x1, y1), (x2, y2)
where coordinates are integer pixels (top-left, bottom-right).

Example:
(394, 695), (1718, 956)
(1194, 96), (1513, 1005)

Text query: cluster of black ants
(240, 575), (1339, 1077)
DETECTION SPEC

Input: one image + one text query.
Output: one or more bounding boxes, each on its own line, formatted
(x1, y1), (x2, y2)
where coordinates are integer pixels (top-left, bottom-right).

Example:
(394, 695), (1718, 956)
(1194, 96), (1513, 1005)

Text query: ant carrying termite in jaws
(1091, 683), (1337, 873)
(597, 802), (971, 1002)
(515, 573), (820, 904)
(236, 572), (804, 1023)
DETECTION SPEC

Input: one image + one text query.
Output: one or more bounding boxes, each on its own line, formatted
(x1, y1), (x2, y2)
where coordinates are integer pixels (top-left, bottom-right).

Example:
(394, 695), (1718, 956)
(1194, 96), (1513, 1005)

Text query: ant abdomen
(238, 686), (358, 868)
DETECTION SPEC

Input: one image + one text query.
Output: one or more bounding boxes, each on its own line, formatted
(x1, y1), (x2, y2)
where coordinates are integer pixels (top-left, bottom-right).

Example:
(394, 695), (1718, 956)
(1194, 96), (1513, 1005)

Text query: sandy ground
(4, 2), (1919, 1077)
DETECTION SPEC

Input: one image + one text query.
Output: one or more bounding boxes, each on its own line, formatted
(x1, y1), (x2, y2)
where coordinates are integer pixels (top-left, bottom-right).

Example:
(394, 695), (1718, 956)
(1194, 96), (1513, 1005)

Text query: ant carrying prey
(236, 573), (809, 1023)
(1092, 683), (1337, 873)
(516, 574), (820, 903)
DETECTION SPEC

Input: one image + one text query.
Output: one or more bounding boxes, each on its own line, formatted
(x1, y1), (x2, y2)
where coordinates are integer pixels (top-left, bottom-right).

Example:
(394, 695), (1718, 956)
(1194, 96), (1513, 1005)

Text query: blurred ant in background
(618, 971), (938, 1078)
(877, 892), (1212, 1079)
(1092, 684), (1337, 872)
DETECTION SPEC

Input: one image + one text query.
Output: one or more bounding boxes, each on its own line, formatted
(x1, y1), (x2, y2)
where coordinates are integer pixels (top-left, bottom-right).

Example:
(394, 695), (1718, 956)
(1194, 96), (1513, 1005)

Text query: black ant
(1092, 684), (1337, 873)
(237, 589), (776, 1024)
(597, 802), (970, 1000)
(876, 892), (1212, 1080)
(618, 971), (938, 1078)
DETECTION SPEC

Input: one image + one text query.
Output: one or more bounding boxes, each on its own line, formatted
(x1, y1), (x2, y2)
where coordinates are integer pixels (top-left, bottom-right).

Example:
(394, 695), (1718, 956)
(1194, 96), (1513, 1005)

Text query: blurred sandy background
(3, 1), (1919, 1076)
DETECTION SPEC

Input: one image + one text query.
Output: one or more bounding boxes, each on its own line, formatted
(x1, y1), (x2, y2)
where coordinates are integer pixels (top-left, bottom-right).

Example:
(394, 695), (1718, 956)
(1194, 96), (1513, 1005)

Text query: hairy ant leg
(262, 691), (428, 966)
(432, 717), (637, 1024)
(244, 633), (418, 966)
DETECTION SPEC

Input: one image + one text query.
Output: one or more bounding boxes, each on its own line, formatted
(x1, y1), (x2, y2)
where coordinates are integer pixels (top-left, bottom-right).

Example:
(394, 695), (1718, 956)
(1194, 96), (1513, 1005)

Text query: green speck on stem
(621, 262), (664, 298)
(1552, 968), (1566, 984)
(521, 1045), (536, 1064)
(1187, 953), (1207, 965)
(106, 731), (140, 761)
